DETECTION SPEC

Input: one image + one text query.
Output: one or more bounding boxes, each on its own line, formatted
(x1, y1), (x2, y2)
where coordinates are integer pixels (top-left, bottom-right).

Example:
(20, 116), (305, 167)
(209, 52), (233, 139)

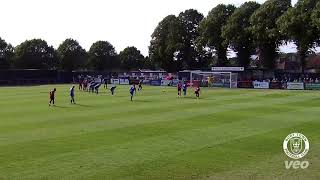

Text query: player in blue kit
(110, 85), (117, 95)
(130, 84), (136, 101)
(138, 80), (143, 91)
(182, 82), (188, 97)
(70, 85), (76, 104)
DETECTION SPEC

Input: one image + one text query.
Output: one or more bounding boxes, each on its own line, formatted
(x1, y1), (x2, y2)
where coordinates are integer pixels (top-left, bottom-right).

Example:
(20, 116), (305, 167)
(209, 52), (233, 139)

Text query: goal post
(189, 71), (237, 88)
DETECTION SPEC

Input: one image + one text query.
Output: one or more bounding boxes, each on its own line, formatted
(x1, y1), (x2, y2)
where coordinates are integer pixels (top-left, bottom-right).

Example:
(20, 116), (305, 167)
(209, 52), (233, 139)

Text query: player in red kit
(195, 86), (200, 99)
(49, 88), (56, 106)
(177, 82), (182, 98)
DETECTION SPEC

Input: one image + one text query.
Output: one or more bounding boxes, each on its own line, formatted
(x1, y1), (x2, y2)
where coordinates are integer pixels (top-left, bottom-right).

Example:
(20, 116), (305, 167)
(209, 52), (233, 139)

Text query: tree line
(0, 38), (150, 71)
(1, 0), (320, 72)
(150, 0), (320, 72)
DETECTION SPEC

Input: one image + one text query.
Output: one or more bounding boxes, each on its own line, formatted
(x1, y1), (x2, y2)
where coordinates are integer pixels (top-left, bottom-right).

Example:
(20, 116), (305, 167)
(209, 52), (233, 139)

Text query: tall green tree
(277, 0), (319, 72)
(142, 56), (156, 70)
(0, 38), (14, 69)
(57, 39), (86, 71)
(88, 41), (117, 71)
(119, 46), (144, 71)
(178, 9), (204, 69)
(222, 2), (261, 68)
(311, 1), (320, 43)
(14, 39), (58, 69)
(250, 0), (291, 69)
(149, 15), (186, 72)
(197, 4), (236, 66)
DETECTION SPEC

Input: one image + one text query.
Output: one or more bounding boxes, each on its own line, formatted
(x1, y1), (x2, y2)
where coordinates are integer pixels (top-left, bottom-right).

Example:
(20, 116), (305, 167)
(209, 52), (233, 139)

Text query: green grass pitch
(0, 84), (319, 179)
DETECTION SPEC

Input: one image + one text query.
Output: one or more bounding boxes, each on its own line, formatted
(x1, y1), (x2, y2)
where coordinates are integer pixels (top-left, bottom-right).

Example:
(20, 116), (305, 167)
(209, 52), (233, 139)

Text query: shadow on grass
(52, 105), (70, 109)
(132, 99), (153, 103)
(108, 95), (130, 98)
(51, 104), (95, 108)
(74, 104), (95, 108)
(182, 96), (205, 100)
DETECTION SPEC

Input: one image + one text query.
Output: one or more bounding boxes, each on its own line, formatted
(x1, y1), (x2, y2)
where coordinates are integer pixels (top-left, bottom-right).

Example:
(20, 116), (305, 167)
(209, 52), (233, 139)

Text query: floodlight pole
(229, 72), (232, 88)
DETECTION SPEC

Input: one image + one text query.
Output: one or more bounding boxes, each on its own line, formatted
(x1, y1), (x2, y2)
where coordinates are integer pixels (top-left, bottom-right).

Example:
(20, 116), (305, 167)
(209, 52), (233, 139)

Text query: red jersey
(195, 87), (200, 93)
(49, 90), (55, 99)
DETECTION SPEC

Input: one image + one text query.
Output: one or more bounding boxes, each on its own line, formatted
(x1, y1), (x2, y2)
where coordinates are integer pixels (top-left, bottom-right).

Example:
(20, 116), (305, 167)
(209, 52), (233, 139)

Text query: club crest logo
(283, 133), (309, 159)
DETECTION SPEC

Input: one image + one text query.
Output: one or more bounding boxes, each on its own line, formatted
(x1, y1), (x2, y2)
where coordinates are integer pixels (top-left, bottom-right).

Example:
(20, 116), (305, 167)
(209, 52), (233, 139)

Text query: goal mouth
(189, 71), (237, 88)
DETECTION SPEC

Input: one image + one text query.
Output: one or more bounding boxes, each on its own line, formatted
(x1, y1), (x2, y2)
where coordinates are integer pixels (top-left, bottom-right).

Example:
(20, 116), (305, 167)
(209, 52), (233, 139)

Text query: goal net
(189, 71), (237, 88)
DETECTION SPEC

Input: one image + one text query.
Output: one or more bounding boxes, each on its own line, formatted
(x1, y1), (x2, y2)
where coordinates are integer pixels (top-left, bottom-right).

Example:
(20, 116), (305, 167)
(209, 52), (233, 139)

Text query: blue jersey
(70, 88), (75, 96)
(130, 86), (135, 94)
(183, 84), (187, 91)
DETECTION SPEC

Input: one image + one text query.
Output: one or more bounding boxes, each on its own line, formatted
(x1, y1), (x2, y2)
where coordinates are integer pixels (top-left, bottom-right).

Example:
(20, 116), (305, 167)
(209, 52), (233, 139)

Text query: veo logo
(283, 133), (310, 169)
(284, 160), (309, 169)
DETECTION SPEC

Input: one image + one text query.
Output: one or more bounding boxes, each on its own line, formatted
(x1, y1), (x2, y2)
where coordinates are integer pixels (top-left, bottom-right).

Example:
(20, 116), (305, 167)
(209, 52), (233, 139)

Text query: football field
(0, 85), (319, 179)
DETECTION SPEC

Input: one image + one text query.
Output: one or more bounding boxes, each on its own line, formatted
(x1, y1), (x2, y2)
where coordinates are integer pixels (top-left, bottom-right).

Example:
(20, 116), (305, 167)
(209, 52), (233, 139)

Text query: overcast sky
(0, 0), (299, 56)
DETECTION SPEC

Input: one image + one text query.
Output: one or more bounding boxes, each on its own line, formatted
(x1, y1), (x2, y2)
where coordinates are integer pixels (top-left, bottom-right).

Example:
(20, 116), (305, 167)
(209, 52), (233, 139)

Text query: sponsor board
(253, 81), (269, 89)
(161, 80), (172, 86)
(212, 83), (224, 87)
(142, 79), (150, 84)
(150, 80), (161, 86)
(270, 82), (283, 89)
(171, 79), (180, 86)
(305, 83), (320, 90)
(237, 81), (253, 88)
(287, 82), (304, 90)
(212, 83), (230, 88)
(110, 79), (120, 84)
(130, 79), (140, 85)
(212, 67), (244, 72)
(119, 79), (130, 85)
